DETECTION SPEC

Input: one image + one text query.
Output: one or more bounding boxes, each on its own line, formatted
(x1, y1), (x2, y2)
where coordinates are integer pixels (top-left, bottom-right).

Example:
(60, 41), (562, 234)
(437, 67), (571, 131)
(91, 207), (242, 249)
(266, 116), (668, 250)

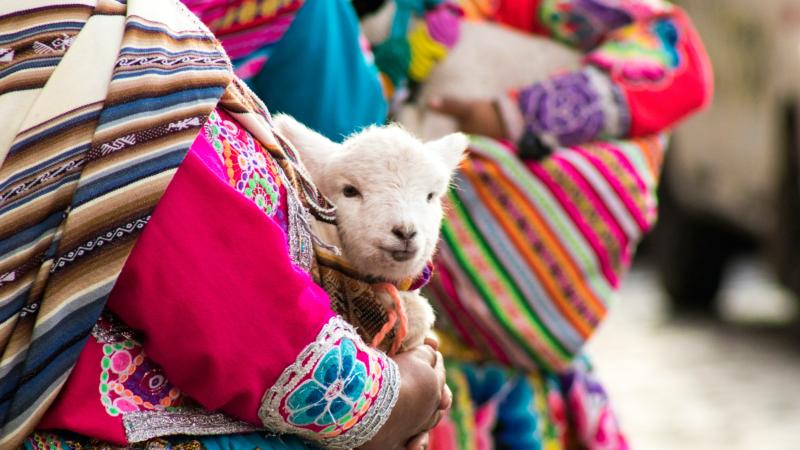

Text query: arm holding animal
(104, 124), (444, 449)
(430, 1), (712, 151)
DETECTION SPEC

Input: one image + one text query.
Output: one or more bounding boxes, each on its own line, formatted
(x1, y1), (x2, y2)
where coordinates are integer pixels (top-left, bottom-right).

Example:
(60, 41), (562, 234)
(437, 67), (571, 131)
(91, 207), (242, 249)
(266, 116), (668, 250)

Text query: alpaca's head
(274, 114), (467, 281)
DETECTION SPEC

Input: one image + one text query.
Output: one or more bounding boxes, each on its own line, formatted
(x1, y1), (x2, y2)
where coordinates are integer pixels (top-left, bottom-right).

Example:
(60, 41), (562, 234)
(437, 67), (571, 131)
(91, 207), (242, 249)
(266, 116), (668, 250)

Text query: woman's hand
(427, 96), (507, 140)
(360, 345), (452, 450)
(428, 96), (554, 160)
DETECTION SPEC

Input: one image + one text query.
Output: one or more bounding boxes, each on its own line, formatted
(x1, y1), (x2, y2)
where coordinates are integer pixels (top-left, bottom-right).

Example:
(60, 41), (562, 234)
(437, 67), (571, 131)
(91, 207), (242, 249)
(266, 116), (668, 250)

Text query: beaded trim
(90, 313), (137, 344)
(258, 316), (400, 450)
(123, 408), (260, 443)
(284, 170), (315, 273)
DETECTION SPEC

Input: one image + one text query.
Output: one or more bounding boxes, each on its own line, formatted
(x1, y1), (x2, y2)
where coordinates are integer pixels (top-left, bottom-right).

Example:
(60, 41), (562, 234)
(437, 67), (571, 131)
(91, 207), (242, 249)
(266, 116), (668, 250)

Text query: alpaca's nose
(392, 226), (417, 242)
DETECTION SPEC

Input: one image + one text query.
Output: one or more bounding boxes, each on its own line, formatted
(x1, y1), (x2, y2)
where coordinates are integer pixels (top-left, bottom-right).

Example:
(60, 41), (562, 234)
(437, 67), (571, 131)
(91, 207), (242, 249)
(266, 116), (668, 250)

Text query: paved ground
(588, 259), (800, 450)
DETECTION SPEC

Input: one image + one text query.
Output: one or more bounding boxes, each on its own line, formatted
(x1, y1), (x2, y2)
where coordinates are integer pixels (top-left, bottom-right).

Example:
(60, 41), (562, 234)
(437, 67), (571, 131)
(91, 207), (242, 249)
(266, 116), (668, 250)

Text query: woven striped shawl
(428, 135), (666, 373)
(0, 1), (313, 446)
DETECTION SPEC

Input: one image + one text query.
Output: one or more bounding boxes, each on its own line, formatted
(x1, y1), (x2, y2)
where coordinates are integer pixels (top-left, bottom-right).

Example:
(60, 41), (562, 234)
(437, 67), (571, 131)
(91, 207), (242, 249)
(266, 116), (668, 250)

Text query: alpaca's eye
(427, 192), (435, 202)
(343, 185), (361, 198)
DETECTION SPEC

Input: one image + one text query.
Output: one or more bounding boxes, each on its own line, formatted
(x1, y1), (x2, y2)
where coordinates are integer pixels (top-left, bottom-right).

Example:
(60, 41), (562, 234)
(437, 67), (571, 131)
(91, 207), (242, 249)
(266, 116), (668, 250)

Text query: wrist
(495, 93), (525, 142)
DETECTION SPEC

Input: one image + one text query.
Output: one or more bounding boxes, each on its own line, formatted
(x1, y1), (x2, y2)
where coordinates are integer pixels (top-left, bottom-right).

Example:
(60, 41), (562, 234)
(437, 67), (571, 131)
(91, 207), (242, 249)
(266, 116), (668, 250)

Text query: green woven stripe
(443, 188), (571, 367)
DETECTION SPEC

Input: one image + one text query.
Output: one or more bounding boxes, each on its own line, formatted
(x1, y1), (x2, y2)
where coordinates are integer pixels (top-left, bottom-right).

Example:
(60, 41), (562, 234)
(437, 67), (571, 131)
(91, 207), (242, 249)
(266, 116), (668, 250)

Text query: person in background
(416, 1), (711, 449)
(2, 2), (448, 449)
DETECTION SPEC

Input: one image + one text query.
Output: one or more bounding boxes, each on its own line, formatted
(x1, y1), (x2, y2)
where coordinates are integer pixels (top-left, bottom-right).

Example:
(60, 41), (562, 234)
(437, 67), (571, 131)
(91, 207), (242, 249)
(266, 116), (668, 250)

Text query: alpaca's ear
(272, 114), (338, 179)
(427, 132), (468, 173)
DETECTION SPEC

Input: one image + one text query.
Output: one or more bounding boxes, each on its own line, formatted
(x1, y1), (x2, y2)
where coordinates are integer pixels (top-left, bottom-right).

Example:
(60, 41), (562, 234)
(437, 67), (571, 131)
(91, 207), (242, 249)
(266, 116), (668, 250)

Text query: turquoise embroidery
(286, 338), (368, 427)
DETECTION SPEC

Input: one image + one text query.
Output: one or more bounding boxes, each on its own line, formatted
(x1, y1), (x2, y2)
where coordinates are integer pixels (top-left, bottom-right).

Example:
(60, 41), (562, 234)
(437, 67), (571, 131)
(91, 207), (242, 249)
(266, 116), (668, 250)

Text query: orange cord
(370, 307), (397, 350)
(370, 283), (409, 355)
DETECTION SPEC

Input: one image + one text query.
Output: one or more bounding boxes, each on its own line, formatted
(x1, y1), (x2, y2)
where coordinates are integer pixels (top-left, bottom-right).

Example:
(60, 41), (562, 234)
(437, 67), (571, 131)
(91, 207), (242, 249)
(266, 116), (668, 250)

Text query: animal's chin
(349, 247), (426, 281)
(374, 258), (426, 281)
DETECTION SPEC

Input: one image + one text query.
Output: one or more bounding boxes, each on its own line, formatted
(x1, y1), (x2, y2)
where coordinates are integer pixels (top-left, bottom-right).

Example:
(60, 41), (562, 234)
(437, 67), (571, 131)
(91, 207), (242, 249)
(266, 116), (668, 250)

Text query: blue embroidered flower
(286, 338), (368, 427)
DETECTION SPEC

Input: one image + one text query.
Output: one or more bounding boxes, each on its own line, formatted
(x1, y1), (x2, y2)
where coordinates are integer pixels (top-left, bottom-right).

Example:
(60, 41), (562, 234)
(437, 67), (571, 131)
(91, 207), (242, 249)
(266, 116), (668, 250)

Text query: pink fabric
(40, 116), (336, 438)
(106, 133), (334, 425)
(181, 0), (304, 59)
(612, 8), (713, 136)
(190, 130), (228, 180)
(526, 161), (619, 286)
(38, 340), (128, 443)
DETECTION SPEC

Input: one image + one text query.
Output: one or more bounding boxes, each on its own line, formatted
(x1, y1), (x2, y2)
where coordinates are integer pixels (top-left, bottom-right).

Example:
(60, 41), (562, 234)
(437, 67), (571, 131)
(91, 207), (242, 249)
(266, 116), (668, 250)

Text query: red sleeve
(588, 7), (713, 136)
(503, 1), (712, 146)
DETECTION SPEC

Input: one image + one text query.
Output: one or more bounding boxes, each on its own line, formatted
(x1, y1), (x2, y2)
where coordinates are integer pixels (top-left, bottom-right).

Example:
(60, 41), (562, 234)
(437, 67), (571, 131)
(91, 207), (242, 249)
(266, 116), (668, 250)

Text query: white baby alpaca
(273, 114), (467, 349)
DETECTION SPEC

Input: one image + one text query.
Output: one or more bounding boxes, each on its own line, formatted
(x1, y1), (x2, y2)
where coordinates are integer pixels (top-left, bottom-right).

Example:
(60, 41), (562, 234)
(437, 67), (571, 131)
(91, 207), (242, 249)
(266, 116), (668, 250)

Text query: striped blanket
(428, 134), (666, 372)
(0, 1), (312, 446)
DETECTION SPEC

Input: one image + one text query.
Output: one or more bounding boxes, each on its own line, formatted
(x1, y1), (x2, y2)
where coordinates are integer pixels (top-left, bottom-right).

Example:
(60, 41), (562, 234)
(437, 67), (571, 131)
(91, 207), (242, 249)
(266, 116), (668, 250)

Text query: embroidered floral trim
(204, 109), (286, 222)
(259, 316), (399, 449)
(586, 18), (682, 88)
(25, 431), (67, 450)
(91, 313), (137, 344)
(204, 108), (315, 272)
(539, 0), (672, 50)
(518, 67), (630, 147)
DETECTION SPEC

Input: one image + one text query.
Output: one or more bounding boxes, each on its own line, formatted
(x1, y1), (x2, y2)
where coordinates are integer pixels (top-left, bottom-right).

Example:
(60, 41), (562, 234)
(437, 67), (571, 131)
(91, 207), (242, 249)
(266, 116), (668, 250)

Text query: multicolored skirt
(430, 355), (629, 450)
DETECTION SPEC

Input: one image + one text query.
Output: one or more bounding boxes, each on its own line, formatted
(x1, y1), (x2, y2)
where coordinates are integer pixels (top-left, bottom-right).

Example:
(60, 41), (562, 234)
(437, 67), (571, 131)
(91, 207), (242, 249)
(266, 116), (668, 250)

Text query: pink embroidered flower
(99, 340), (182, 417)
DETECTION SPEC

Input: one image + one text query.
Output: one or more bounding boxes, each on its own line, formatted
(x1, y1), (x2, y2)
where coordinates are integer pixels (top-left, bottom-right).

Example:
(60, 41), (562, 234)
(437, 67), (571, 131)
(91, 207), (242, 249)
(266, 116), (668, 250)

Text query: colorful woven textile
(0, 1), (310, 447)
(181, 0), (305, 81)
(371, 0), (462, 90)
(427, 134), (665, 372)
(429, 358), (627, 450)
(237, 0), (389, 140)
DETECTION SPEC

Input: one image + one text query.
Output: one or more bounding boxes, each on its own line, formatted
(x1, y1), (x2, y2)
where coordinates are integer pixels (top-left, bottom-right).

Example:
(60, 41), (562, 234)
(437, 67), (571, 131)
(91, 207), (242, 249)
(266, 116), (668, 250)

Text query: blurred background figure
(592, 1), (800, 449)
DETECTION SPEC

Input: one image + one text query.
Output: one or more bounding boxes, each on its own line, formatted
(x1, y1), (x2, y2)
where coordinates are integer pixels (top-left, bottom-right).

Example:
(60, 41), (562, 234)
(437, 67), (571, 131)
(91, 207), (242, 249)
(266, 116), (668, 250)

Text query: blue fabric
(251, 0), (387, 142)
(456, 362), (545, 450)
(24, 432), (318, 449)
(195, 433), (318, 450)
(495, 376), (544, 450)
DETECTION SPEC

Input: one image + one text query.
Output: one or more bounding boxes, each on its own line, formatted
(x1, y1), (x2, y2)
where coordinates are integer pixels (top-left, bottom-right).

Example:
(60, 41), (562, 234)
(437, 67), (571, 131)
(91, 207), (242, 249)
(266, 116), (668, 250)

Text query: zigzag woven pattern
(427, 134), (666, 372)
